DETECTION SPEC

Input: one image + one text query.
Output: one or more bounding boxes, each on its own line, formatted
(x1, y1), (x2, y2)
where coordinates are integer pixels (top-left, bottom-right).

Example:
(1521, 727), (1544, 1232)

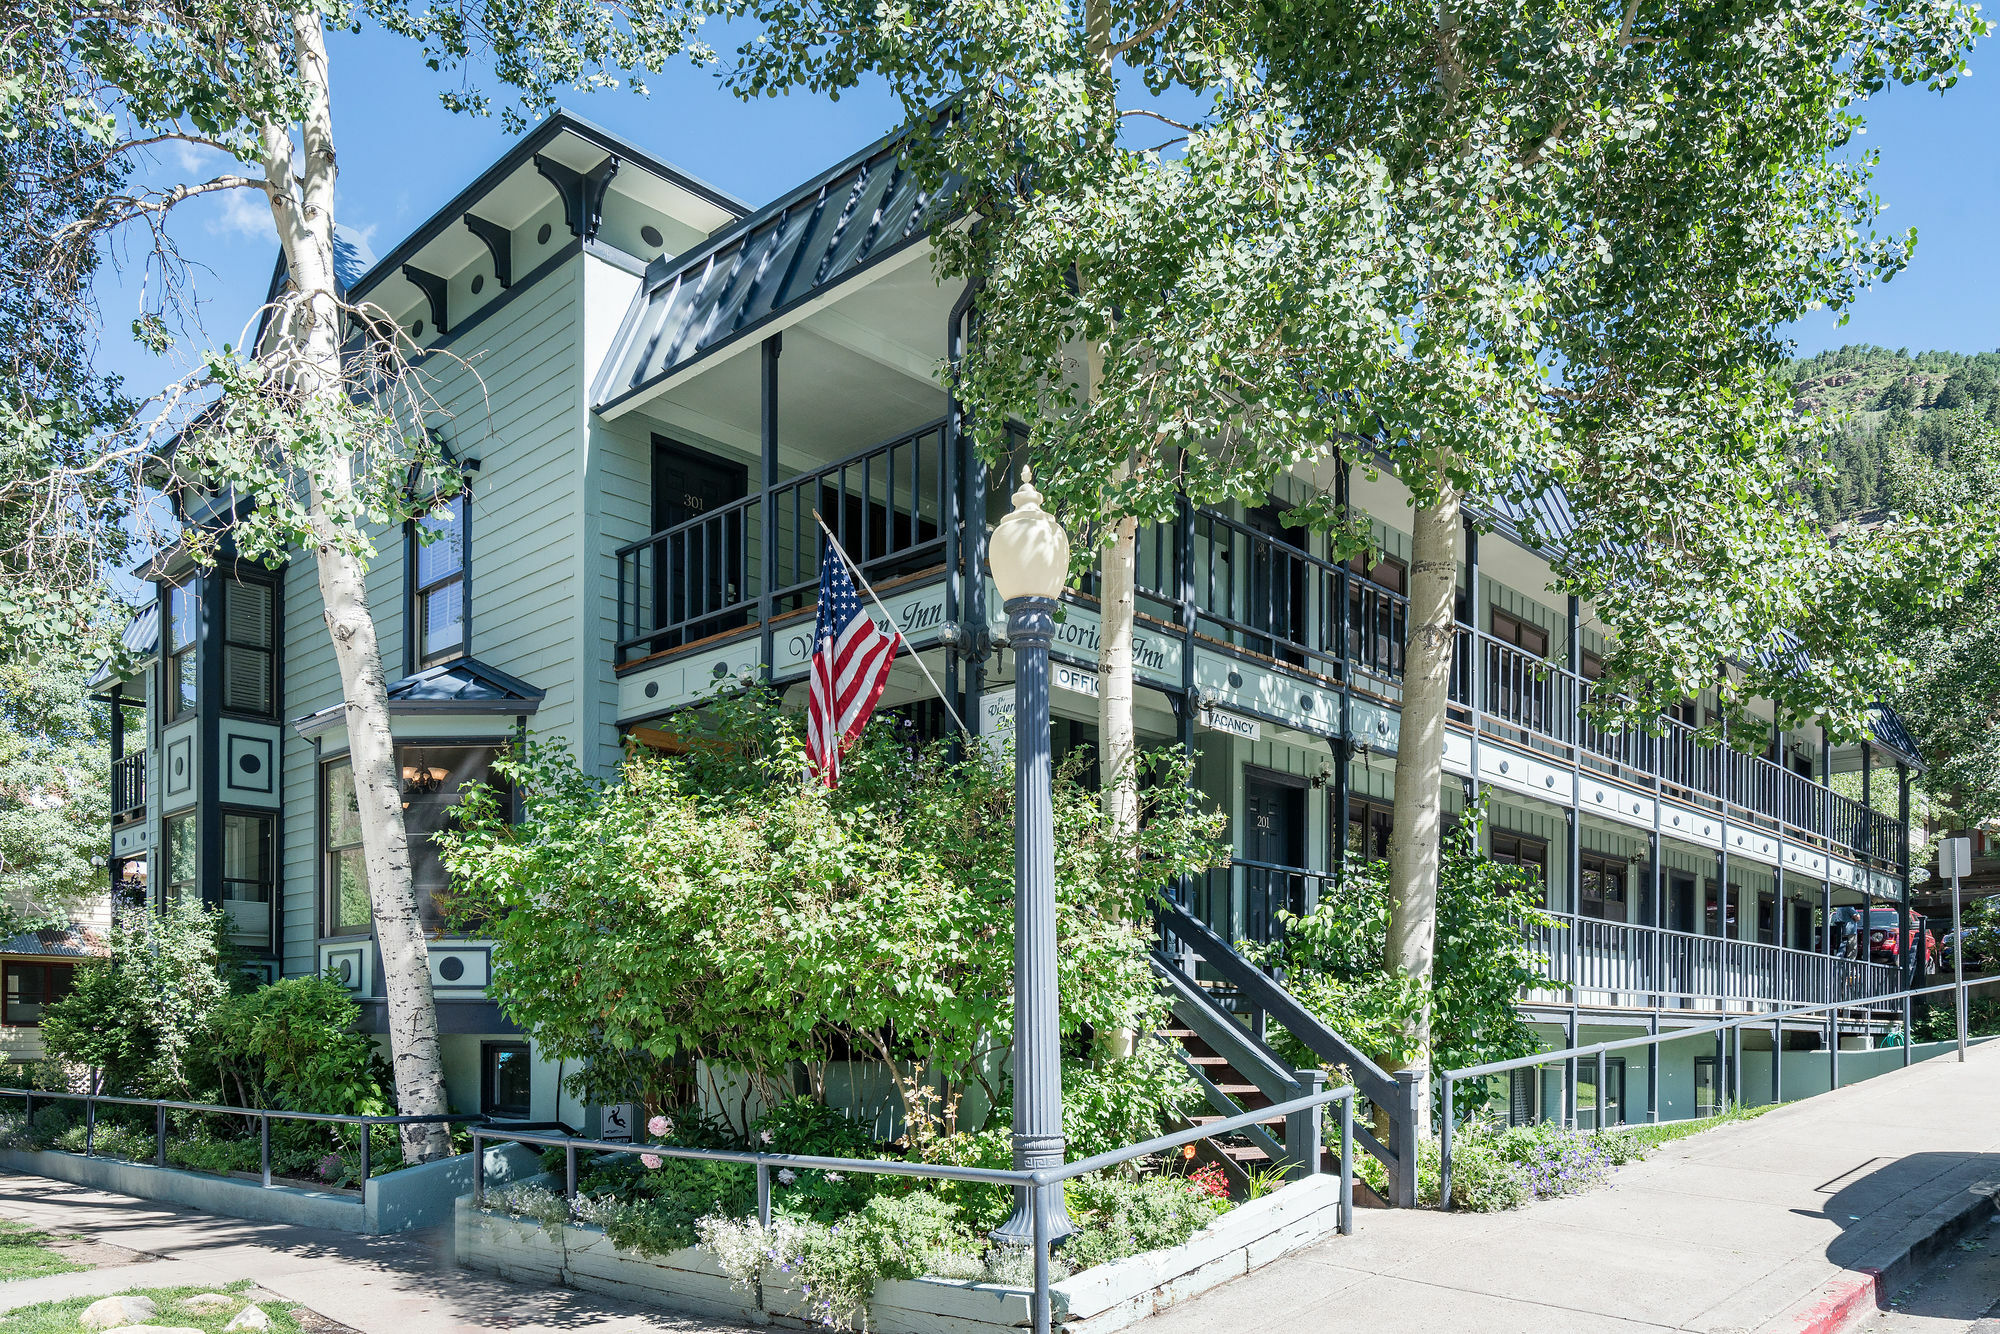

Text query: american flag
(805, 542), (898, 786)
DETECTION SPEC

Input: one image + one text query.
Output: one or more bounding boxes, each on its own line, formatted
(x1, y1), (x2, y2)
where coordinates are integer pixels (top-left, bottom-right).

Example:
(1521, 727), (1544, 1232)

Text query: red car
(1853, 907), (1933, 970)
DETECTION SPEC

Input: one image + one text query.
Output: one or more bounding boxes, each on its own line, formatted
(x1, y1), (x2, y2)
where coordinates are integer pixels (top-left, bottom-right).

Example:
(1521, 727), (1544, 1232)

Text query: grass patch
(0, 1220), (86, 1283)
(1615, 1101), (1776, 1154)
(0, 1281), (304, 1332)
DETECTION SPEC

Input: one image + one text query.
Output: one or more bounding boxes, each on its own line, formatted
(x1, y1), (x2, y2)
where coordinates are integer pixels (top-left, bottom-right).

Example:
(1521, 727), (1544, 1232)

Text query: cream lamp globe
(988, 467), (1070, 603)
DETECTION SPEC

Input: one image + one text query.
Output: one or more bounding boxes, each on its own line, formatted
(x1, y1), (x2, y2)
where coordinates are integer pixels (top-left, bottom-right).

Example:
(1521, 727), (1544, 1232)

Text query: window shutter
(224, 645), (272, 714)
(225, 580), (272, 647)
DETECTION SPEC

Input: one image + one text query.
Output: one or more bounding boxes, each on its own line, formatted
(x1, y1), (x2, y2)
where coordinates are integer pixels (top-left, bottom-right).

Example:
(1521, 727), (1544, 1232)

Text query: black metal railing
(615, 420), (948, 662)
(112, 752), (145, 818)
(0, 1087), (479, 1190)
(473, 1078), (1358, 1334)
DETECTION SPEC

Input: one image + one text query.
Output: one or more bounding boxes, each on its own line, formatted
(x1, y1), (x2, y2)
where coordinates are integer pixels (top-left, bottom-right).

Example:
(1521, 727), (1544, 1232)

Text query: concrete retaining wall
(0, 1141), (540, 1234)
(455, 1173), (1349, 1332)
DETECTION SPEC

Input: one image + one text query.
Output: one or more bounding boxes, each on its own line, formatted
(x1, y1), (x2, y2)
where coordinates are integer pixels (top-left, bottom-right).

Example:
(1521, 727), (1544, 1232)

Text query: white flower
(825, 1172), (843, 1184)
(777, 1169), (796, 1185)
(760, 1130), (775, 1145)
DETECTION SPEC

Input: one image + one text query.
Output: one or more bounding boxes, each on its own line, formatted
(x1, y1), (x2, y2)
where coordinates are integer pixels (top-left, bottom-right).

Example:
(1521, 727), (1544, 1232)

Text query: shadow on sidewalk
(1807, 1150), (2000, 1321)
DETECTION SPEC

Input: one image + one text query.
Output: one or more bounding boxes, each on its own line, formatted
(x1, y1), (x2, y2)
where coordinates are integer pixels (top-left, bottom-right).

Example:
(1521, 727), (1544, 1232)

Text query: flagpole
(812, 510), (973, 742)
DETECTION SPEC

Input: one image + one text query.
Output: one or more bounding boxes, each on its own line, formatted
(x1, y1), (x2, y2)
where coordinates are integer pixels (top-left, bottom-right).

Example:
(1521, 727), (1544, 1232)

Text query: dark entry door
(1669, 872), (1698, 934)
(1242, 770), (1307, 944)
(1244, 504), (1307, 663)
(651, 438), (749, 648)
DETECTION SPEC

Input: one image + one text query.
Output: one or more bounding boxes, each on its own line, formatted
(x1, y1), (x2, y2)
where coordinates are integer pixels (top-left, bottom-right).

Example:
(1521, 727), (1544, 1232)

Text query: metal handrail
(1435, 971), (2000, 1208)
(472, 1081), (1358, 1334)
(0, 1087), (481, 1189)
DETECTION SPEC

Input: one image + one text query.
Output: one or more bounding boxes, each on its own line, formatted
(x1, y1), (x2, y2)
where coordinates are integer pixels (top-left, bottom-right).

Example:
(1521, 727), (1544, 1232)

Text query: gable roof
(0, 924), (108, 960)
(592, 127), (948, 414)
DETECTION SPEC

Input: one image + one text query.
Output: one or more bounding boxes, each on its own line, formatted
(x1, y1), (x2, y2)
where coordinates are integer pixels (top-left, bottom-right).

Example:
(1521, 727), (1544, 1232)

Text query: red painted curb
(1779, 1267), (1884, 1334)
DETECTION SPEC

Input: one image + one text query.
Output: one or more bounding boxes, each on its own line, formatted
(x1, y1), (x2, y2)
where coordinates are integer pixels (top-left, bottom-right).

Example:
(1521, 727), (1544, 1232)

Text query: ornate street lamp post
(987, 467), (1076, 1248)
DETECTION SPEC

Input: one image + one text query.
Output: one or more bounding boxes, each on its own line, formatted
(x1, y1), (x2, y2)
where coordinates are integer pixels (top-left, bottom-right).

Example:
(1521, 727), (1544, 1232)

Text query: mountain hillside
(1787, 345), (2000, 516)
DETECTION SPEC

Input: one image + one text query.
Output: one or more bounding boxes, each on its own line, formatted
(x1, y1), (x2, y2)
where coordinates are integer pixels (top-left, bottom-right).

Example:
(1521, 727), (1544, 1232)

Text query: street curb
(1761, 1180), (1999, 1334)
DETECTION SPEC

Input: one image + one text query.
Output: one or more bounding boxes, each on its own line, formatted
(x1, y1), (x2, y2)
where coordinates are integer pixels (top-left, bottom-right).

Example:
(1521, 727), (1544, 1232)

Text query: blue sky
(95, 24), (1999, 394)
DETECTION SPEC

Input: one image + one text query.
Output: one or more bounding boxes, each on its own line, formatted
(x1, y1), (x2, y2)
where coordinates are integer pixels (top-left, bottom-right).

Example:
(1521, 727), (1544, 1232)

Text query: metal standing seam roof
(592, 130), (949, 413)
(291, 657), (546, 736)
(0, 925), (107, 959)
(86, 602), (161, 692)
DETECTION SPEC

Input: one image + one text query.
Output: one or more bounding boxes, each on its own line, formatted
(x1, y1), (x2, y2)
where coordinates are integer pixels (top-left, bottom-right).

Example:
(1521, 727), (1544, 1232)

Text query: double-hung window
(1580, 853), (1628, 921)
(222, 811), (275, 946)
(323, 760), (371, 936)
(167, 581), (199, 720)
(413, 494), (466, 666)
(163, 813), (197, 906)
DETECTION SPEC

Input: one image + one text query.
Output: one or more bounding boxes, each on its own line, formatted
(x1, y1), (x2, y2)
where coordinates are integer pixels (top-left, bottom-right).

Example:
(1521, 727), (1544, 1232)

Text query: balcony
(112, 752), (146, 821)
(1172, 860), (1904, 1015)
(615, 420), (950, 664)
(614, 457), (1905, 865)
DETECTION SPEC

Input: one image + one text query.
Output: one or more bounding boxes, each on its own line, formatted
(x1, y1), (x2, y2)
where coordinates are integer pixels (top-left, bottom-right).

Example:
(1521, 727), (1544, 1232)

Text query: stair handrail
(1155, 899), (1399, 1109)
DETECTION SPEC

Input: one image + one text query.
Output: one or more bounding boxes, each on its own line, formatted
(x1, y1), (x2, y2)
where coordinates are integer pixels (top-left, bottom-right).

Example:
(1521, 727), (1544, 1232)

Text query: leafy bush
(199, 973), (390, 1114)
(1059, 1170), (1232, 1272)
(1914, 994), (2000, 1041)
(440, 691), (1225, 1136)
(1360, 1120), (1635, 1211)
(1247, 805), (1558, 1101)
(40, 899), (236, 1097)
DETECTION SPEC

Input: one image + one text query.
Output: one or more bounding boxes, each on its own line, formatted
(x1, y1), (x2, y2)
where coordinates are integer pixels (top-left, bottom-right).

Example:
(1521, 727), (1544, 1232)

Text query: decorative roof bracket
(534, 153), (621, 241)
(462, 211), (513, 289)
(401, 263), (450, 335)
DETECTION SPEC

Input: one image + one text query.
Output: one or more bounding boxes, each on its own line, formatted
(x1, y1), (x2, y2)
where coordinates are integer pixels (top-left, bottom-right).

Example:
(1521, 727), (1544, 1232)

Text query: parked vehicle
(1939, 929), (1992, 973)
(1847, 907), (1933, 971)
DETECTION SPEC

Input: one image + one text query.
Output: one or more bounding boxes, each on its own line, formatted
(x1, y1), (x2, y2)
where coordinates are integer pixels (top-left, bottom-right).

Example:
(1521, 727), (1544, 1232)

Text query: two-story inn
(91, 111), (1923, 1143)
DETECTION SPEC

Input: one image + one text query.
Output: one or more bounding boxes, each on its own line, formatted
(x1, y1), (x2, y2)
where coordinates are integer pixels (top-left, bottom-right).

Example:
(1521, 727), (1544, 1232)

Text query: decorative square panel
(165, 736), (194, 797)
(225, 732), (275, 795)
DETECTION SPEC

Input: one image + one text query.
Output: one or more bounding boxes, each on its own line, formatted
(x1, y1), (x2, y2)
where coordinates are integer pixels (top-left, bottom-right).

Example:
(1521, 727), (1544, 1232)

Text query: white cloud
(210, 186), (275, 241)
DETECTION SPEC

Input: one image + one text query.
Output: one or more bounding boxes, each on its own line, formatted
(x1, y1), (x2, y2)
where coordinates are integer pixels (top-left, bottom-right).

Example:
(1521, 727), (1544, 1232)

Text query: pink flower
(641, 1153), (662, 1170)
(647, 1114), (671, 1138)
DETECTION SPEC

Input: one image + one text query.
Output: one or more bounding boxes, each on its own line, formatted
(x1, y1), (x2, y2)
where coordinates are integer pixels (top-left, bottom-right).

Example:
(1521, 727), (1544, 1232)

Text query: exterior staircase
(1154, 898), (1419, 1206)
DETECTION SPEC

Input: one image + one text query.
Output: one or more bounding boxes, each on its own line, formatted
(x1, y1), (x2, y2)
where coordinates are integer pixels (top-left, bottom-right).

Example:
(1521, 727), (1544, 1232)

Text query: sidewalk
(0, 1175), (755, 1334)
(1149, 1040), (2000, 1334)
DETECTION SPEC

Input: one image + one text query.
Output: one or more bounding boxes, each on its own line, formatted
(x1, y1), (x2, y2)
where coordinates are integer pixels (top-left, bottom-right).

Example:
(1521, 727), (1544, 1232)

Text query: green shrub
(1059, 1170), (1232, 1272)
(1247, 805), (1558, 1114)
(200, 974), (390, 1114)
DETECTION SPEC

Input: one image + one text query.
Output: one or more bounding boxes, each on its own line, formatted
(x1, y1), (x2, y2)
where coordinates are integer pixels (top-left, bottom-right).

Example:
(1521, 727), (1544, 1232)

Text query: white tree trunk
(1383, 465), (1461, 1125)
(262, 13), (451, 1160)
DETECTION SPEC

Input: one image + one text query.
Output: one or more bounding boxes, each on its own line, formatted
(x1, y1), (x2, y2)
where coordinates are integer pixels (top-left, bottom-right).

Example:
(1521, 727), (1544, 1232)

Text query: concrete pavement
(0, 1175), (755, 1333)
(1149, 1039), (2000, 1334)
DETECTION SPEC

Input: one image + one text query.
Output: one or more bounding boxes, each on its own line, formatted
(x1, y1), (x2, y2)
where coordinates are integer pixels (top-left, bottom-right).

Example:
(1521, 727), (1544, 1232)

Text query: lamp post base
(990, 1131), (1075, 1247)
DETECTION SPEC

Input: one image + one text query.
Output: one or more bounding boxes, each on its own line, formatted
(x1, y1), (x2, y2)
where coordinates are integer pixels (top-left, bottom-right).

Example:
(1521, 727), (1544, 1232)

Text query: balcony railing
(1524, 911), (1902, 1014)
(614, 451), (1902, 862)
(1175, 859), (1905, 1013)
(112, 752), (145, 819)
(616, 420), (948, 661)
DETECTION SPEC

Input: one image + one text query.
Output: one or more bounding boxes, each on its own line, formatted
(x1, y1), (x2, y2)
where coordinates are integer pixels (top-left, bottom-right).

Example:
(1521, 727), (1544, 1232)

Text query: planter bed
(0, 1141), (541, 1234)
(454, 1173), (1347, 1332)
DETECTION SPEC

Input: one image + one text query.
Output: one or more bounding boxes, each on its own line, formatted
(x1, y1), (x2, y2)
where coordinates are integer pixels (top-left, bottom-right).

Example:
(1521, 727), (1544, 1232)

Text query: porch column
(758, 333), (780, 678)
(109, 684), (125, 766)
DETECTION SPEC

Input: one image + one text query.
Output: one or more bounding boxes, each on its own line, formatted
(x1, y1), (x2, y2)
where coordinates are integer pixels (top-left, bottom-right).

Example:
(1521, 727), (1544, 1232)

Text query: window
(222, 580), (275, 716)
(1345, 553), (1406, 594)
(1343, 797), (1395, 864)
(1704, 879), (1741, 937)
(1345, 555), (1407, 675)
(222, 812), (274, 946)
(167, 581), (199, 720)
(482, 1042), (531, 1118)
(3, 963), (74, 1026)
(1508, 1068), (1537, 1126)
(164, 813), (196, 906)
(1491, 830), (1548, 881)
(324, 745), (508, 936)
(413, 493), (466, 666)
(1581, 651), (1605, 681)
(1490, 607), (1549, 658)
(1579, 1057), (1627, 1129)
(1757, 890), (1777, 946)
(1580, 854), (1628, 921)
(323, 760), (371, 936)
(1693, 1056), (1719, 1118)
(401, 745), (505, 928)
